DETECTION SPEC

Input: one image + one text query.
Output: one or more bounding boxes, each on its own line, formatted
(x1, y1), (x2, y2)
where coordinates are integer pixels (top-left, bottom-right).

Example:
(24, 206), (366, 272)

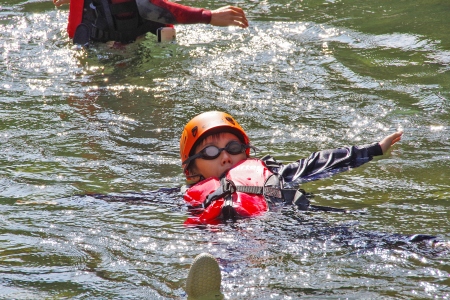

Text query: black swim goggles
(183, 141), (256, 166)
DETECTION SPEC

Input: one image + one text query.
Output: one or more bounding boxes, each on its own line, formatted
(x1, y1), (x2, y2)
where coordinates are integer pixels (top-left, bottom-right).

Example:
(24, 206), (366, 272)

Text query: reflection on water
(1, 0), (449, 298)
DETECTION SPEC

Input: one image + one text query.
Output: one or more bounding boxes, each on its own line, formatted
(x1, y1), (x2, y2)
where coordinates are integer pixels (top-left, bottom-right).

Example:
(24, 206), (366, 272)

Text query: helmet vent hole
(225, 117), (235, 125)
(191, 126), (198, 137)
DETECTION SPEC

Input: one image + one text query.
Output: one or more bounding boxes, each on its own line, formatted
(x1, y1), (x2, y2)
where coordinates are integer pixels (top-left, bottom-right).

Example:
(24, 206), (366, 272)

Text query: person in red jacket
(180, 111), (403, 225)
(85, 111), (449, 249)
(53, 0), (248, 45)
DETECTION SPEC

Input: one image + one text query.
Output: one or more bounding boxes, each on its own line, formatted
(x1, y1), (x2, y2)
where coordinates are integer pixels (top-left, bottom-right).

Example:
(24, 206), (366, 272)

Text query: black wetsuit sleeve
(262, 142), (383, 183)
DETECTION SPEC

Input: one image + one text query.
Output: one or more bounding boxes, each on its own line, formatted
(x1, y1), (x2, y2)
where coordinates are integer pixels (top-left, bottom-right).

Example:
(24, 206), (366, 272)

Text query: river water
(1, 0), (449, 299)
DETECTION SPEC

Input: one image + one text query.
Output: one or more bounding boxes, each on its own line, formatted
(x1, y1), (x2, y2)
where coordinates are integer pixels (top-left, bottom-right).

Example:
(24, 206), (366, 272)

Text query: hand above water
(53, 0), (70, 7)
(210, 6), (249, 28)
(379, 131), (403, 154)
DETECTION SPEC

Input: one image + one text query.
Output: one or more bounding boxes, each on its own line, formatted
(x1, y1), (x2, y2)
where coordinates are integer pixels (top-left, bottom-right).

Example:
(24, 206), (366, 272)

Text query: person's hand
(379, 131), (403, 154)
(210, 6), (248, 28)
(53, 0), (70, 7)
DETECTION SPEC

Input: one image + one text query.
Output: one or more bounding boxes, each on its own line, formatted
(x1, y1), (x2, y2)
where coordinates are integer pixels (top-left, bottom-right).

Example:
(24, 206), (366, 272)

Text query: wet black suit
(262, 142), (383, 185)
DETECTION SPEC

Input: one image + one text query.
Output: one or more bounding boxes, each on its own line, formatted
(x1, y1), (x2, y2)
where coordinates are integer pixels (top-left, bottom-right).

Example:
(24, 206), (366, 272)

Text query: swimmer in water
(53, 0), (247, 45)
(180, 111), (402, 225)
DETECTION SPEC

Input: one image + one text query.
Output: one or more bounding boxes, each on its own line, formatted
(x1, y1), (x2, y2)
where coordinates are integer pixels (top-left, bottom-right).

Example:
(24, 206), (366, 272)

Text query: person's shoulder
(260, 154), (281, 169)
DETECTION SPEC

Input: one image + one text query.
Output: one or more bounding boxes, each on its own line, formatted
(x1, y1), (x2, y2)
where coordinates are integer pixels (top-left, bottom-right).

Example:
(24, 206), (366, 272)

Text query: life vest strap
(99, 0), (116, 32)
(235, 186), (263, 195)
(203, 178), (236, 208)
(203, 177), (304, 210)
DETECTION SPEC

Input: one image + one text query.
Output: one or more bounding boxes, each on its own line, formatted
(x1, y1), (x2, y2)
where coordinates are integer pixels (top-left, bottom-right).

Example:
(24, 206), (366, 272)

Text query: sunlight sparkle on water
(319, 26), (341, 39)
(1, 2), (449, 299)
(420, 281), (438, 293)
(430, 125), (444, 131)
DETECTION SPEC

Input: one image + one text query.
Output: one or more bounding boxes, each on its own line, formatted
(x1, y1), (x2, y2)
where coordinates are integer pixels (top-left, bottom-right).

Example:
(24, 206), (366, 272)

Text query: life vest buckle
(90, 2), (98, 17)
(203, 178), (236, 209)
(222, 178), (236, 194)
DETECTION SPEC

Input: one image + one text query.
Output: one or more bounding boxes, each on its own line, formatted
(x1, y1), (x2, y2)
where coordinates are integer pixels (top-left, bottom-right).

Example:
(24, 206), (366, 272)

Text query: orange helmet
(180, 111), (250, 176)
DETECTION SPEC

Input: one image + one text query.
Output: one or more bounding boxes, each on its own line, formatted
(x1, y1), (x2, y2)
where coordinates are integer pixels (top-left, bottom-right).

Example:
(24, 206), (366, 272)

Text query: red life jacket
(68, 0), (84, 38)
(183, 159), (308, 225)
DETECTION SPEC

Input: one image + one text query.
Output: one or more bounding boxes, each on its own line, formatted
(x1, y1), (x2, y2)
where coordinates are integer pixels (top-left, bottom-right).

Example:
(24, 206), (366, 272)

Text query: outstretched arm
(137, 0), (248, 27)
(55, 0), (248, 28)
(264, 131), (403, 183)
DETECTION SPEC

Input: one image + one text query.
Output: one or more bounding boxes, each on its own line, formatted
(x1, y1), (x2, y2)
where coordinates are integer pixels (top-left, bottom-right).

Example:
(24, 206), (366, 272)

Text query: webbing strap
(99, 0), (115, 31)
(200, 177), (350, 215)
(235, 186), (263, 194)
(235, 185), (283, 199)
(203, 180), (291, 209)
(203, 178), (235, 208)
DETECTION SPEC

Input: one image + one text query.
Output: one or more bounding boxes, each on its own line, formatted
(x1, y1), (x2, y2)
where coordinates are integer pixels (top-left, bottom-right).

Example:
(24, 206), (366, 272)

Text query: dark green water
(1, 0), (449, 298)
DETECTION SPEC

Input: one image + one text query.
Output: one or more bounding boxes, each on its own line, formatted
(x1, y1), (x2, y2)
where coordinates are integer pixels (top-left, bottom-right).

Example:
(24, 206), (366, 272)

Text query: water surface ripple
(1, 0), (449, 299)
